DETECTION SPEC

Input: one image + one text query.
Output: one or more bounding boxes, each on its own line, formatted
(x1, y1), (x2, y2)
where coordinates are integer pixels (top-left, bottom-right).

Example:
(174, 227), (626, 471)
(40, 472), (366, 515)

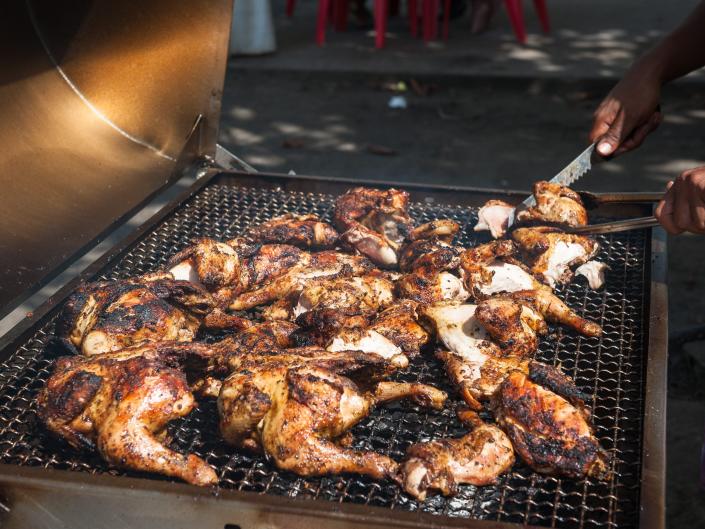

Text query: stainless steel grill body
(0, 172), (666, 529)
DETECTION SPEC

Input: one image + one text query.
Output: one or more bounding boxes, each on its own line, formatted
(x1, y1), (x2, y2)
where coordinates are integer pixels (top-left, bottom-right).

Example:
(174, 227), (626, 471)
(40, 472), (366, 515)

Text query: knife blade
(507, 142), (597, 227)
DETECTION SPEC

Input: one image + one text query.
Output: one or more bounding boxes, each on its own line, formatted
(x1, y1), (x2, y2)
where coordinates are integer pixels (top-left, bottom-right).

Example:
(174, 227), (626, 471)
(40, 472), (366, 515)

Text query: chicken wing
(38, 354), (217, 486)
(409, 219), (460, 243)
(401, 410), (515, 500)
(247, 213), (339, 249)
(492, 363), (609, 479)
(475, 289), (601, 354)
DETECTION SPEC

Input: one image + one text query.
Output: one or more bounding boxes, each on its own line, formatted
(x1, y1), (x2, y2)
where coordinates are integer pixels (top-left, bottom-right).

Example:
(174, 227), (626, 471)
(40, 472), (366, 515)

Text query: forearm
(637, 1), (705, 84)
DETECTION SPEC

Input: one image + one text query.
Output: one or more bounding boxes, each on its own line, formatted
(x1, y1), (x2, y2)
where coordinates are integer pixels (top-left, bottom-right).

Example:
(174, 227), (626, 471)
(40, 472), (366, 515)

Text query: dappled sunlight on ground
(235, 0), (702, 81)
(219, 71), (705, 192)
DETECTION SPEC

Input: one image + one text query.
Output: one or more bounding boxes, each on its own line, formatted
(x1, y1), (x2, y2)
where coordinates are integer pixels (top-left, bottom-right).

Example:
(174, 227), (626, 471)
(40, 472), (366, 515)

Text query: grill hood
(0, 0), (233, 317)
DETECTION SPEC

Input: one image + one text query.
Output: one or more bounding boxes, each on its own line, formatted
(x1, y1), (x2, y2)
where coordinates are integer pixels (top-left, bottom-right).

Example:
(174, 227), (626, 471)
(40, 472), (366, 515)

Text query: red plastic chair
(407, 0), (452, 43)
(313, 0), (392, 49)
(503, 0), (550, 44)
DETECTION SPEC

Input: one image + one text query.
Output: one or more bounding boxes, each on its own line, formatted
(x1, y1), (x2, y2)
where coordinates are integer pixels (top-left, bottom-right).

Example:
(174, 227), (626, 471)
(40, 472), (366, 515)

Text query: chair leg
(317, 0), (331, 45)
(533, 0), (550, 33)
(422, 0), (431, 41)
(442, 0), (451, 39)
(408, 0), (418, 37)
(503, 0), (527, 43)
(334, 0), (349, 31)
(286, 0), (297, 17)
(374, 0), (387, 48)
(429, 0), (439, 40)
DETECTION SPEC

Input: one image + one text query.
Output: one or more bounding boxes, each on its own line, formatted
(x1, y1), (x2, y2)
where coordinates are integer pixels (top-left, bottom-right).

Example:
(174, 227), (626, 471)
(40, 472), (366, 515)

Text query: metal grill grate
(0, 181), (648, 528)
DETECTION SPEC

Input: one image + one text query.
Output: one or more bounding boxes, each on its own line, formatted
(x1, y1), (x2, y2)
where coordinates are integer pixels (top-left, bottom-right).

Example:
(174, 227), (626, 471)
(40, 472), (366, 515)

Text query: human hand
(589, 65), (663, 158)
(655, 167), (705, 234)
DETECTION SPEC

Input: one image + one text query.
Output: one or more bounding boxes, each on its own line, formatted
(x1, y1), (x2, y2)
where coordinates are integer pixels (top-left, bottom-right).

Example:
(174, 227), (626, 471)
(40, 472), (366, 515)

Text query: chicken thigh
(334, 187), (413, 268)
(401, 410), (515, 500)
(512, 227), (599, 288)
(492, 362), (609, 479)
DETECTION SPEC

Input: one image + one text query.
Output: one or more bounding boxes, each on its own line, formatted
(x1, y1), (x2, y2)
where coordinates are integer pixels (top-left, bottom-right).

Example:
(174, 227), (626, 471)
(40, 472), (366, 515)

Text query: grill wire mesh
(0, 181), (648, 528)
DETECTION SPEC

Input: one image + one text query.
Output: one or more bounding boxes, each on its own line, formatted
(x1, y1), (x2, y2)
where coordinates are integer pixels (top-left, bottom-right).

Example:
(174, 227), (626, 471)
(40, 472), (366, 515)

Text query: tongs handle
(565, 216), (660, 235)
(577, 191), (663, 209)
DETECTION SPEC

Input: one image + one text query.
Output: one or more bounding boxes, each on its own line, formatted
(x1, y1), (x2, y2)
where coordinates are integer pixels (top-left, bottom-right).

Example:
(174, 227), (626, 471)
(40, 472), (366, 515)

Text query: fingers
(655, 181), (683, 235)
(671, 177), (694, 232)
(589, 100), (616, 144)
(613, 111), (662, 156)
(655, 169), (705, 234)
(589, 98), (626, 157)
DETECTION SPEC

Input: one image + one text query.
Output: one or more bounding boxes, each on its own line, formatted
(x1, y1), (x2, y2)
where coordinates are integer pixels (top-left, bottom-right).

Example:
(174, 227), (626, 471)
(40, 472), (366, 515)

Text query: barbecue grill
(0, 2), (667, 529)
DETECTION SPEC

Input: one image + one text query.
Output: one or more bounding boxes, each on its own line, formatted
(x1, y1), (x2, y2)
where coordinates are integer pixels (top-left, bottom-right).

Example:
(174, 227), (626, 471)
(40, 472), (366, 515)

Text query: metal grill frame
(0, 170), (667, 529)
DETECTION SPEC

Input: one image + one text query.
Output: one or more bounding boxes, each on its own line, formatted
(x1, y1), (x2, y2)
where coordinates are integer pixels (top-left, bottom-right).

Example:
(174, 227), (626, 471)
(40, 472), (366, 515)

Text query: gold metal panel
(0, 0), (233, 315)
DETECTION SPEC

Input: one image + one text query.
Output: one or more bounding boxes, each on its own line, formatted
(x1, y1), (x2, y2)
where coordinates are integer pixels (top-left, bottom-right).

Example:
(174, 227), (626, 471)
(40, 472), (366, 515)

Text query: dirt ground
(219, 69), (705, 527)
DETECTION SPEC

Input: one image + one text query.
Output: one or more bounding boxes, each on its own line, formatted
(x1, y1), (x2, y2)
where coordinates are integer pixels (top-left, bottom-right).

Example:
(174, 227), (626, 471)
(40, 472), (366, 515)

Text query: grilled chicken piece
(293, 272), (395, 319)
(474, 296), (547, 357)
(168, 238), (305, 306)
(56, 274), (250, 356)
(422, 303), (528, 408)
(396, 270), (469, 304)
(38, 353), (217, 486)
(328, 327), (406, 364)
(247, 213), (339, 249)
(492, 363), (609, 479)
(575, 260), (609, 290)
(401, 410), (515, 500)
(398, 238), (460, 273)
(368, 300), (430, 355)
(396, 239), (467, 304)
(229, 252), (374, 311)
(516, 181), (588, 228)
(501, 289), (602, 337)
(512, 227), (599, 288)
(334, 187), (413, 267)
(422, 292), (599, 408)
(475, 289), (601, 355)
(460, 240), (544, 299)
(474, 200), (515, 239)
(219, 359), (445, 480)
(409, 219), (460, 243)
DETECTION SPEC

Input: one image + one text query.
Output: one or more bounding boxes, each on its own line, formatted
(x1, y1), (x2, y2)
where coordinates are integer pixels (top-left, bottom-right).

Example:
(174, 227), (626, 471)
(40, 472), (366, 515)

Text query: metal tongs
(566, 191), (662, 234)
(563, 215), (660, 235)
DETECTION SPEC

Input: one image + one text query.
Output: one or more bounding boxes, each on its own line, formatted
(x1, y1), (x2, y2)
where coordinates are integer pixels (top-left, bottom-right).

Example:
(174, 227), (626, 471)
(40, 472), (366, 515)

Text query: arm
(590, 2), (705, 157)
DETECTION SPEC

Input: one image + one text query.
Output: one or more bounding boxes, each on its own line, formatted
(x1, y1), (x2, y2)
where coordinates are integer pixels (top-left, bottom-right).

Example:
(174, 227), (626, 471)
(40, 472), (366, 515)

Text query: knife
(506, 142), (598, 228)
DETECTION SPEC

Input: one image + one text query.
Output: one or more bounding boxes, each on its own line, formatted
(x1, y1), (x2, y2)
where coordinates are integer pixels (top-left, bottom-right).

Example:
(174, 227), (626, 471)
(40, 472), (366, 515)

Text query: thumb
(596, 110), (630, 157)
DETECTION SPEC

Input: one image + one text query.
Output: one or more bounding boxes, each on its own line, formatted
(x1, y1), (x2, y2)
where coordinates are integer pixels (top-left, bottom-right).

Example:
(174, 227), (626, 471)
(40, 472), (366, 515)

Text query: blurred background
(221, 0), (705, 526)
